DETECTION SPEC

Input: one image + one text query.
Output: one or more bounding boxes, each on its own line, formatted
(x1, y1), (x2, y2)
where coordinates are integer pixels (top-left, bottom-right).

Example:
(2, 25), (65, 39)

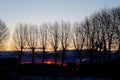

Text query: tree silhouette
(39, 23), (48, 64)
(0, 20), (9, 50)
(48, 22), (59, 64)
(83, 17), (96, 63)
(13, 23), (26, 64)
(60, 21), (71, 66)
(99, 9), (108, 63)
(106, 9), (115, 62)
(24, 24), (38, 64)
(82, 18), (91, 63)
(92, 13), (104, 63)
(114, 7), (120, 58)
(72, 22), (85, 64)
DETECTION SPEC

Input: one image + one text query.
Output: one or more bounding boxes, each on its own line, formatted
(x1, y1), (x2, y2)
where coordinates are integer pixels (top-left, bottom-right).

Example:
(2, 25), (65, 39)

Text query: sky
(0, 0), (120, 31)
(0, 0), (120, 50)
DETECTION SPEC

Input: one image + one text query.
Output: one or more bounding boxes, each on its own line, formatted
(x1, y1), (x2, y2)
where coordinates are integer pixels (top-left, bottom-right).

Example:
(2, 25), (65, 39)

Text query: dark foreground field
(0, 58), (119, 80)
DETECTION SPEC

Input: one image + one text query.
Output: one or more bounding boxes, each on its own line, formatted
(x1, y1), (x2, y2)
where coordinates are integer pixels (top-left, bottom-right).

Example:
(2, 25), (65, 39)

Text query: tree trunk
(42, 47), (45, 64)
(104, 43), (107, 63)
(108, 41), (111, 62)
(98, 48), (101, 64)
(95, 48), (98, 64)
(61, 48), (65, 66)
(54, 48), (57, 64)
(117, 41), (120, 59)
(89, 49), (94, 64)
(32, 47), (35, 64)
(19, 47), (23, 64)
(78, 50), (82, 64)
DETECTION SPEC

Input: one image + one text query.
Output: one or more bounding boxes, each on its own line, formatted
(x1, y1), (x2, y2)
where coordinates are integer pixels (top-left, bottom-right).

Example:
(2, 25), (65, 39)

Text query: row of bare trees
(12, 22), (71, 65)
(11, 7), (120, 64)
(1, 7), (120, 65)
(81, 7), (120, 63)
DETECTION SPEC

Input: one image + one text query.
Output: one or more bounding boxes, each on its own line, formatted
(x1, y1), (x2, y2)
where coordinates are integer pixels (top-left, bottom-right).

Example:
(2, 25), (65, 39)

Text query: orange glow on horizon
(20, 61), (67, 66)
(44, 60), (55, 64)
(44, 61), (53, 64)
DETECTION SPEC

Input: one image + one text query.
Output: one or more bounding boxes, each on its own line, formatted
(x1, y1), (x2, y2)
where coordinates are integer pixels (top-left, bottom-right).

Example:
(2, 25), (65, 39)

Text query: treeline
(1, 7), (120, 65)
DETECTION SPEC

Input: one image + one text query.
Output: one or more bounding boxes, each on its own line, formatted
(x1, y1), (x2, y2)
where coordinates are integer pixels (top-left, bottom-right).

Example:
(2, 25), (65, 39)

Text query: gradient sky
(0, 0), (120, 50)
(0, 0), (120, 32)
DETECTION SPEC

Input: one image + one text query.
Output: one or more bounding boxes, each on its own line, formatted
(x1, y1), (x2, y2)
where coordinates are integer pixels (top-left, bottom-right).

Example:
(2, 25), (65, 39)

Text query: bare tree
(72, 22), (85, 64)
(84, 16), (96, 63)
(13, 23), (26, 64)
(0, 20), (9, 49)
(25, 24), (38, 64)
(114, 7), (120, 58)
(83, 14), (102, 63)
(48, 22), (59, 64)
(39, 23), (48, 64)
(82, 7), (120, 63)
(100, 9), (108, 63)
(83, 17), (91, 63)
(60, 21), (71, 66)
(106, 9), (115, 62)
(92, 12), (104, 64)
